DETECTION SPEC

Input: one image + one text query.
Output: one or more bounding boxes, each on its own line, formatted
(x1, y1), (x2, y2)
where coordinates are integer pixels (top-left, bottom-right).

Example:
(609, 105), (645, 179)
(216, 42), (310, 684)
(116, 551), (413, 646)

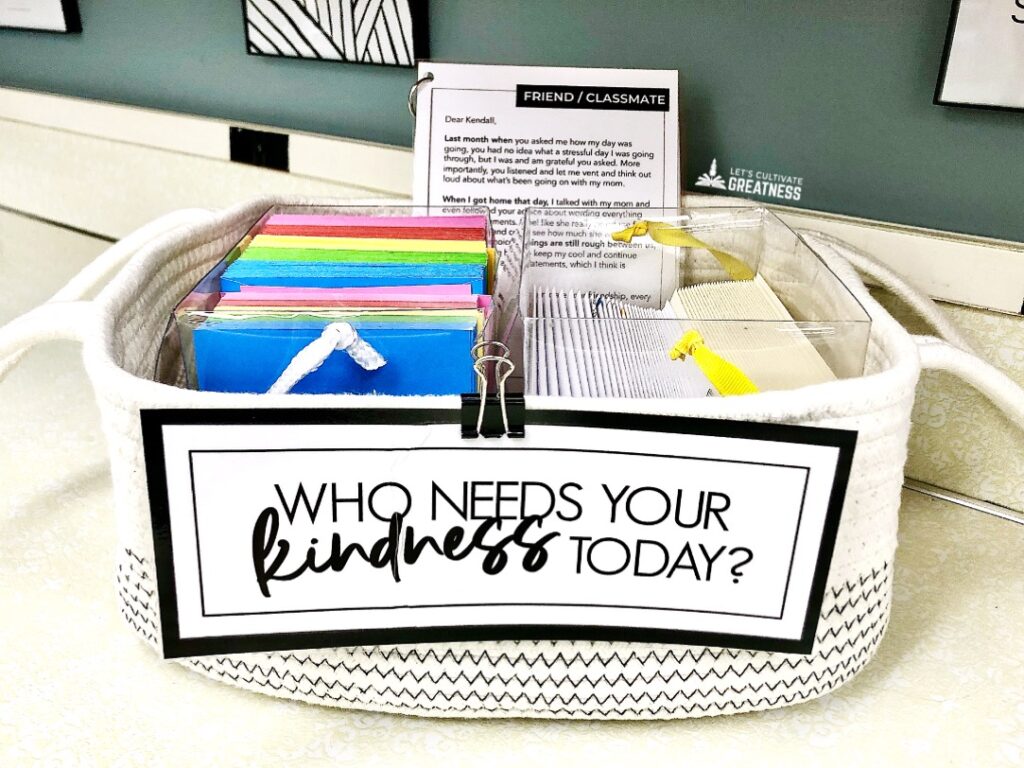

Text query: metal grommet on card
(408, 71), (434, 118)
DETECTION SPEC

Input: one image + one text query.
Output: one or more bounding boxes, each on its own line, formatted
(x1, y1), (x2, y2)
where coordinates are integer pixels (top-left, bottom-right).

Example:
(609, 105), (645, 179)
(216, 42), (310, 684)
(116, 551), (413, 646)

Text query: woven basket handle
(803, 231), (1024, 433)
(913, 335), (1024, 430)
(0, 209), (212, 383)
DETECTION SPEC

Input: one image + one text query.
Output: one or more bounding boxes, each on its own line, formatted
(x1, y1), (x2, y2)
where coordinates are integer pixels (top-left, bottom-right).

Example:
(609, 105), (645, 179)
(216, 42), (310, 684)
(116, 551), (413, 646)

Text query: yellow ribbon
(611, 220), (755, 281)
(669, 330), (759, 396)
(486, 247), (497, 293)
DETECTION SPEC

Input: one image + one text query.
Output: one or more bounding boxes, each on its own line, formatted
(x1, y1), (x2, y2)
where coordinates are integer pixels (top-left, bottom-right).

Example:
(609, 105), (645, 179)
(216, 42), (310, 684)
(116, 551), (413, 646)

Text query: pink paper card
(264, 214), (487, 229)
(216, 285), (490, 310)
(232, 284), (474, 297)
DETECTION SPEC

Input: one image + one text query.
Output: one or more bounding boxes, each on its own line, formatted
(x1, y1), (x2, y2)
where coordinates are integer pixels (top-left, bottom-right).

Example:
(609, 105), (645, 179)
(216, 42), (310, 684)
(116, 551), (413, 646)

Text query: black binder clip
(462, 342), (525, 439)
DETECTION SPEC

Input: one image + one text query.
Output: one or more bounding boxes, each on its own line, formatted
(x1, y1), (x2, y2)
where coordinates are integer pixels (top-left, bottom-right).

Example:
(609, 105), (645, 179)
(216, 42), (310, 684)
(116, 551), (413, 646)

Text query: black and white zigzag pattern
(243, 0), (420, 67)
(116, 547), (892, 720)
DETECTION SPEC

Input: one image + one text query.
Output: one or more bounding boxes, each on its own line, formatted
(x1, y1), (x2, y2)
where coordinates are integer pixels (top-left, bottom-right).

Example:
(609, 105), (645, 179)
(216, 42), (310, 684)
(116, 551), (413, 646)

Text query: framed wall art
(935, 0), (1024, 112)
(0, 0), (80, 33)
(242, 0), (428, 68)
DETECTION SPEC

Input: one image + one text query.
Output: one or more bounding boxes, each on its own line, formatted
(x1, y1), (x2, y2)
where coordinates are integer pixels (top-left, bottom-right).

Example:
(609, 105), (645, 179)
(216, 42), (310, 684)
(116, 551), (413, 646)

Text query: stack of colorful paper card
(176, 212), (496, 396)
(220, 214), (493, 294)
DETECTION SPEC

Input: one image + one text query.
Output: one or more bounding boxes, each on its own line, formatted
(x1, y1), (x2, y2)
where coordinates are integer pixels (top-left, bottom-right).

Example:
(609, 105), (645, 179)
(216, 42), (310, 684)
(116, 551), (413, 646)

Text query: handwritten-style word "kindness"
(251, 508), (557, 598)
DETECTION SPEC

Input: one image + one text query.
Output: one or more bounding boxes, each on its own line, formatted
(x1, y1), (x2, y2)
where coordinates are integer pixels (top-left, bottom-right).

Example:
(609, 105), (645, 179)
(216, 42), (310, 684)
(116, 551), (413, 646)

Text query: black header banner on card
(515, 85), (671, 112)
(141, 408), (855, 659)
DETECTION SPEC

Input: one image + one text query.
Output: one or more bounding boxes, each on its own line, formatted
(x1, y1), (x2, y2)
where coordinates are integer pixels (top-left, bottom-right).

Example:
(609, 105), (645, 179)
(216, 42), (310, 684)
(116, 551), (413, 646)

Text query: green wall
(2, 0), (1022, 242)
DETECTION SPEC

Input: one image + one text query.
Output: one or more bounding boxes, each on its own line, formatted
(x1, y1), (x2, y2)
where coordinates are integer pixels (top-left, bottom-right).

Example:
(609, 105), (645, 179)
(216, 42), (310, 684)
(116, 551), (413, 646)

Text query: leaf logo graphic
(695, 157), (727, 190)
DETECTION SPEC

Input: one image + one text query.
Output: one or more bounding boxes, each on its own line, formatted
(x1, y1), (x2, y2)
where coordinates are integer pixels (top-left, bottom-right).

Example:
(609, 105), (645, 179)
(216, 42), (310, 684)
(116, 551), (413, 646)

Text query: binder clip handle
(461, 342), (525, 439)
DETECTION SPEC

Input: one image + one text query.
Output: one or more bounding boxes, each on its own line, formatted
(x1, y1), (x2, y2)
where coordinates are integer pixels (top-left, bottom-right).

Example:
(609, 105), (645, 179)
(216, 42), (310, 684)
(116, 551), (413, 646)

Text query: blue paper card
(192, 319), (479, 395)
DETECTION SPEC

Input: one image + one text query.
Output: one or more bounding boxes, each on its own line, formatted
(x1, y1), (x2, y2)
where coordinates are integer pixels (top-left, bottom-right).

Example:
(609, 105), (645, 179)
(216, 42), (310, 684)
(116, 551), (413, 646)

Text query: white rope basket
(2, 196), (1021, 720)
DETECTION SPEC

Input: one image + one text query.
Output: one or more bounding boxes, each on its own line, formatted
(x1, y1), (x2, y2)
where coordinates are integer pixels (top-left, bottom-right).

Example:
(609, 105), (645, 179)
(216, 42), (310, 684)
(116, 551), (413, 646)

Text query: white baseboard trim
(0, 86), (228, 159)
(0, 85), (413, 196)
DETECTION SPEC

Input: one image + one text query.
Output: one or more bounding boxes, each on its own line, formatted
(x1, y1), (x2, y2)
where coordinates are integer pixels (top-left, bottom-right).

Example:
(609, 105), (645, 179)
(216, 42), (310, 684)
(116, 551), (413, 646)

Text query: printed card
(412, 62), (681, 247)
(142, 409), (854, 658)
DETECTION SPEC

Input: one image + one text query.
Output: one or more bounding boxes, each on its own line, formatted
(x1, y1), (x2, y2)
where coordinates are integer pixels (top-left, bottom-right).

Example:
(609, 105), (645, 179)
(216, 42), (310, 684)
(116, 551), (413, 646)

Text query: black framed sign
(142, 408), (855, 659)
(0, 0), (80, 32)
(935, 0), (1024, 112)
(241, 0), (428, 68)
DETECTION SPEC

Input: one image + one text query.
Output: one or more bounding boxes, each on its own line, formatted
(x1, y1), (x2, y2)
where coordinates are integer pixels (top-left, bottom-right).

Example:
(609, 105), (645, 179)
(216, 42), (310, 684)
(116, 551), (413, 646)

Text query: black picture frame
(0, 0), (81, 33)
(240, 0), (429, 69)
(934, 0), (1024, 114)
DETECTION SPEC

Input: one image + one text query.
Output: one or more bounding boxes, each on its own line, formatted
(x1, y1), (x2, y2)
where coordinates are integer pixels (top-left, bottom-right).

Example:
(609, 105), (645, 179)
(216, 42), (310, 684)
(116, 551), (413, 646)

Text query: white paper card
(143, 408), (854, 658)
(412, 62), (681, 246)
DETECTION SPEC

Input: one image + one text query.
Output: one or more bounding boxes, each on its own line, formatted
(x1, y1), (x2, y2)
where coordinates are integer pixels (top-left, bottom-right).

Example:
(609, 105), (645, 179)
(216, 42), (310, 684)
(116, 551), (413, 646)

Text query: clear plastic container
(519, 206), (871, 397)
(160, 205), (498, 396)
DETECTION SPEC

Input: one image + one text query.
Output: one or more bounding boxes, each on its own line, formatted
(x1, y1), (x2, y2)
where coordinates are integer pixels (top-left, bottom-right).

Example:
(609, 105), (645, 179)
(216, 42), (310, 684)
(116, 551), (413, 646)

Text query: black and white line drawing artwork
(242, 0), (428, 68)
